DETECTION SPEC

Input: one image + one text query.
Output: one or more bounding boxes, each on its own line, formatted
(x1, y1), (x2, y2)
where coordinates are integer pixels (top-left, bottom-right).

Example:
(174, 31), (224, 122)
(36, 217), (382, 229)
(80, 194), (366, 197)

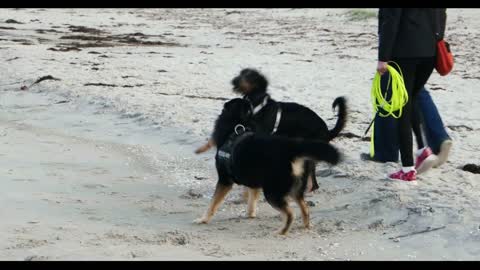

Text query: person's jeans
(371, 86), (450, 162)
(417, 89), (451, 154)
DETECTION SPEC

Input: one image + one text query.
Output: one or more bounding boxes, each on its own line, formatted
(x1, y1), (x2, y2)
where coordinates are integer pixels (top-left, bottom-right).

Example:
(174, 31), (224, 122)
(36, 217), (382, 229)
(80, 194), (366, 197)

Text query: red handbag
(435, 39), (454, 76)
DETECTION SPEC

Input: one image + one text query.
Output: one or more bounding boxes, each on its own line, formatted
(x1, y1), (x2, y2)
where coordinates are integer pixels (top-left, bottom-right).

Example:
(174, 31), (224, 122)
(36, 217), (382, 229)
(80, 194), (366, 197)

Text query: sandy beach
(1, 8), (479, 260)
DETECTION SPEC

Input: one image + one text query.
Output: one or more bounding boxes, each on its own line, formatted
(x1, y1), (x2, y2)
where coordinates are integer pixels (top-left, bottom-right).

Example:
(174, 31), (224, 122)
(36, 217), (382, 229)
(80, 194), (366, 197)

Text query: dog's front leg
(194, 138), (215, 154)
(194, 182), (233, 224)
(242, 186), (249, 203)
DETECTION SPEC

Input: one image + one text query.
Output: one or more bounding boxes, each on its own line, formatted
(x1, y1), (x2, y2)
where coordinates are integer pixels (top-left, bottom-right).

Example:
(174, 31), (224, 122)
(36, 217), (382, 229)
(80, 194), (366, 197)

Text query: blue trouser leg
(371, 72), (400, 162)
(373, 111), (399, 162)
(416, 88), (451, 154)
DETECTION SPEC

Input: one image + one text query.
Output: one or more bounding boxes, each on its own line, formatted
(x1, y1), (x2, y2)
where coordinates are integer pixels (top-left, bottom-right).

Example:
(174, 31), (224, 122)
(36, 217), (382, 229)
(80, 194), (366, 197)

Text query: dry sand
(1, 8), (479, 260)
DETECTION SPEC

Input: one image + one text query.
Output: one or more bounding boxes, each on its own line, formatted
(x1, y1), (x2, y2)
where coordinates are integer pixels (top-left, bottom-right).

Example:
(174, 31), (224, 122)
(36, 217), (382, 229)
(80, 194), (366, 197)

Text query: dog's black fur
(230, 68), (347, 191)
(195, 98), (341, 235)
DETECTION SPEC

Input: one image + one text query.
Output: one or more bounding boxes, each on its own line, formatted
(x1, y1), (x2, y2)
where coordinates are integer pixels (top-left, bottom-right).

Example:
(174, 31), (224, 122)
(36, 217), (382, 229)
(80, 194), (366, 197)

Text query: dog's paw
(247, 213), (256, 219)
(304, 224), (313, 230)
(193, 217), (209, 224)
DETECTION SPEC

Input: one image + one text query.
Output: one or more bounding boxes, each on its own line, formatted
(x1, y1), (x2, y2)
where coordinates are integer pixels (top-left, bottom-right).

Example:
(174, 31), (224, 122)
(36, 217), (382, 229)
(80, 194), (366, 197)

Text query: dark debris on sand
(447, 125), (474, 131)
(462, 164), (480, 174)
(48, 32), (182, 52)
(68, 25), (104, 34)
(84, 83), (145, 88)
(48, 46), (81, 52)
(338, 132), (362, 139)
(5, 19), (23, 24)
(19, 75), (61, 91)
(180, 189), (203, 199)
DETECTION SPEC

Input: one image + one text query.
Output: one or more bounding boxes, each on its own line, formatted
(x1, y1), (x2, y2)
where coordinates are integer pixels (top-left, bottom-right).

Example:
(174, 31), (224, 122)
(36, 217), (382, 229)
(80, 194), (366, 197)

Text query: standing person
(361, 85), (453, 167)
(377, 8), (447, 181)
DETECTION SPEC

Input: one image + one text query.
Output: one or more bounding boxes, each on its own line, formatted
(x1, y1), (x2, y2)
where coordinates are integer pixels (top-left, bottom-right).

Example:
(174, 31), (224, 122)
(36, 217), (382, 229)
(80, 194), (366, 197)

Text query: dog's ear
(231, 76), (240, 86)
(251, 70), (268, 91)
(222, 98), (243, 113)
(223, 99), (236, 110)
(231, 75), (241, 94)
(222, 98), (252, 120)
(240, 68), (251, 75)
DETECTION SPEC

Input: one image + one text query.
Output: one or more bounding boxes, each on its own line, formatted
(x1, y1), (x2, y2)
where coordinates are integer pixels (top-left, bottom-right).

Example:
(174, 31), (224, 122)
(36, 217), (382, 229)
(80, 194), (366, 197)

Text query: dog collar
(249, 95), (270, 115)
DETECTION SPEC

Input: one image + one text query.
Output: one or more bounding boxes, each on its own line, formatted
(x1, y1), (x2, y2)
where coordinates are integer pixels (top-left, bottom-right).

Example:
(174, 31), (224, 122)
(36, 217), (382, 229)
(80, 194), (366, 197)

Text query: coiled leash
(365, 62), (409, 157)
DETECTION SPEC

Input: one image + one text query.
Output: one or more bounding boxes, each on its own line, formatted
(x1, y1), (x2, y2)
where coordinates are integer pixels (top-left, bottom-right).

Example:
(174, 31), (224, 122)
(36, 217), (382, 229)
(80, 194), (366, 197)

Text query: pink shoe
(415, 147), (438, 174)
(388, 170), (417, 182)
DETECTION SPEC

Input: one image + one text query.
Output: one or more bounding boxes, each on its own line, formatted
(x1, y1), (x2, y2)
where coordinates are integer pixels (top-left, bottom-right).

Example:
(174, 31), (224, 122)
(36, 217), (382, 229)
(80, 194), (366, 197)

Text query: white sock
(416, 147), (426, 157)
(402, 166), (415, 173)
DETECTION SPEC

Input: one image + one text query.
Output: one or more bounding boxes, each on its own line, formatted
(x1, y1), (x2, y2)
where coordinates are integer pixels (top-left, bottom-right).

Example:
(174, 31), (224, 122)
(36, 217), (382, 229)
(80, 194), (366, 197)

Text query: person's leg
(411, 103), (425, 149)
(392, 58), (416, 169)
(416, 88), (451, 154)
(410, 58), (438, 174)
(388, 57), (435, 180)
(435, 139), (453, 167)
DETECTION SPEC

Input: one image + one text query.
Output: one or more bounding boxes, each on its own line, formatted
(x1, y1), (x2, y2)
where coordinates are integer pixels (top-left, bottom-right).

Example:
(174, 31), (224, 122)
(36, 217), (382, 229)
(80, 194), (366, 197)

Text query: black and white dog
(196, 68), (347, 193)
(194, 98), (342, 235)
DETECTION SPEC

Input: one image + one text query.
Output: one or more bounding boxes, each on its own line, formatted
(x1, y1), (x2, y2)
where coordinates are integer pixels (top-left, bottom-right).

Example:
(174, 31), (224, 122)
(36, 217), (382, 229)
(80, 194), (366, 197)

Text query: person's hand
(194, 139), (215, 154)
(377, 61), (388, 76)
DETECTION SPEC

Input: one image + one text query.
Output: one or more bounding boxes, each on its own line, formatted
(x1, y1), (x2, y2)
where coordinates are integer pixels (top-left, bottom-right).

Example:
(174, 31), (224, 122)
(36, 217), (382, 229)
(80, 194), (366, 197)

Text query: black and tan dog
(196, 68), (347, 194)
(194, 98), (341, 235)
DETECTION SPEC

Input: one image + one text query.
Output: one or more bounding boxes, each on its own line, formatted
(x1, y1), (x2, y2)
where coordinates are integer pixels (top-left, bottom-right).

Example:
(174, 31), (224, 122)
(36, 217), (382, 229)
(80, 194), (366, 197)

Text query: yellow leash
(369, 62), (409, 157)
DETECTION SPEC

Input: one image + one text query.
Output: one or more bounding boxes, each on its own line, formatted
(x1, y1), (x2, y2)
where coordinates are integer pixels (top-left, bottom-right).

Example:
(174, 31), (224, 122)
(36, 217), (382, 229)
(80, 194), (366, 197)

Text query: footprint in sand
(24, 255), (50, 261)
(83, 184), (108, 189)
(81, 209), (96, 215)
(90, 167), (109, 175)
(9, 239), (49, 250)
(12, 178), (37, 182)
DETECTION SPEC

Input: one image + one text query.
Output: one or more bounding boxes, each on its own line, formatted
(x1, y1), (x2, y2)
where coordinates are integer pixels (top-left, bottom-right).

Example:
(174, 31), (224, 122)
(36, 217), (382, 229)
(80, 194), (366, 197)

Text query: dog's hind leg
(242, 186), (249, 203)
(307, 161), (319, 192)
(294, 196), (312, 229)
(247, 188), (261, 218)
(277, 203), (294, 235)
(194, 182), (233, 224)
(294, 166), (312, 229)
(265, 193), (294, 235)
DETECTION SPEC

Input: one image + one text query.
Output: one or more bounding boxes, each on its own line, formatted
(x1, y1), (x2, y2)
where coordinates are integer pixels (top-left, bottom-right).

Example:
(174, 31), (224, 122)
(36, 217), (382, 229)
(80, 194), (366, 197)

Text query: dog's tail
(328, 96), (348, 141)
(291, 140), (341, 165)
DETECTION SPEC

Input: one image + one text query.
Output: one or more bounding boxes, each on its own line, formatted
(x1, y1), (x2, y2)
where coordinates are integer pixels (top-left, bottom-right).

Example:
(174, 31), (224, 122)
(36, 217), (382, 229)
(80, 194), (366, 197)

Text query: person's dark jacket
(378, 8), (447, 62)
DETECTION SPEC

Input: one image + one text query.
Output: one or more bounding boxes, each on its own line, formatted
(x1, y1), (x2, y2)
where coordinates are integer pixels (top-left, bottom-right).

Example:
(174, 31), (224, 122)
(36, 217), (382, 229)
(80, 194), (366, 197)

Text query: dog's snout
(232, 76), (240, 86)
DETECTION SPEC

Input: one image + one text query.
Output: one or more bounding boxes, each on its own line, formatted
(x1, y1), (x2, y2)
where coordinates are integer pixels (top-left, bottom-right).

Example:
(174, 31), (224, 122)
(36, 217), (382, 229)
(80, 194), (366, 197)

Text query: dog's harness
(249, 95), (270, 115)
(216, 124), (254, 178)
(244, 94), (282, 135)
(272, 104), (282, 134)
(216, 95), (283, 178)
